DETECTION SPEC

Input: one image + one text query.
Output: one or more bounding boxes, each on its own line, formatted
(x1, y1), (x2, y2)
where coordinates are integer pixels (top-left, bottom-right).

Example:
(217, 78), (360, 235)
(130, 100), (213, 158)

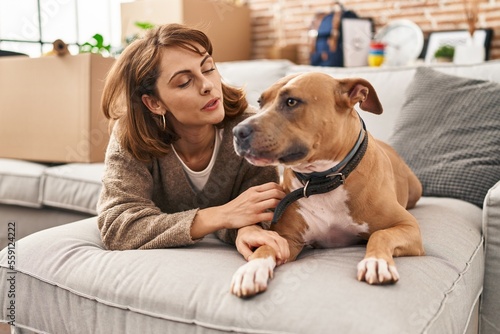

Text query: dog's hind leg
(406, 170), (423, 209)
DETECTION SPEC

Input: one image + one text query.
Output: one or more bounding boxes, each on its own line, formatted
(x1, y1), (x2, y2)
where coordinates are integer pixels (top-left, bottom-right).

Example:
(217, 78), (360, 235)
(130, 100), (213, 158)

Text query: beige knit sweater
(97, 110), (279, 250)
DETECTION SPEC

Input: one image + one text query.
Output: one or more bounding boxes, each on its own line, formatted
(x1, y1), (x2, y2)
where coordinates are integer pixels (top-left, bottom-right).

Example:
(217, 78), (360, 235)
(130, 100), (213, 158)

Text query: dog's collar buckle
(303, 172), (345, 199)
(327, 172), (346, 183)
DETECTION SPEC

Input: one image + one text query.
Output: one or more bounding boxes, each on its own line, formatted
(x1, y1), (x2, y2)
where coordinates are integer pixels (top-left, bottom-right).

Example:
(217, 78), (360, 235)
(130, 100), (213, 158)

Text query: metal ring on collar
(303, 180), (311, 198)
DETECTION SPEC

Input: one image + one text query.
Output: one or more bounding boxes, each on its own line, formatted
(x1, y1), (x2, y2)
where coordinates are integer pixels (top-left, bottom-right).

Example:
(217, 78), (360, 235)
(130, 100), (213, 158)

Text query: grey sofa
(1, 59), (499, 333)
(0, 160), (103, 249)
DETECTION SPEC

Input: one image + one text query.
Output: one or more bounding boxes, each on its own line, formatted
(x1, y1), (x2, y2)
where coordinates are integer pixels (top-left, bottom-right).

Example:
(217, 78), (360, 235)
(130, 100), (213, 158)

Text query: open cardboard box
(0, 53), (114, 163)
(121, 0), (251, 62)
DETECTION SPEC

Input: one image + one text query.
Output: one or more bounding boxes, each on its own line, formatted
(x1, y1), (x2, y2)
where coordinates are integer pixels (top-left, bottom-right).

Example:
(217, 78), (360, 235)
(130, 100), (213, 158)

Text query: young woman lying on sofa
(97, 23), (289, 264)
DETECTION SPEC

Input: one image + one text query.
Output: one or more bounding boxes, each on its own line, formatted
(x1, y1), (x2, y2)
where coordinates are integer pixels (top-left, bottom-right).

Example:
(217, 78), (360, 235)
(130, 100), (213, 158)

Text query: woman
(97, 23), (289, 264)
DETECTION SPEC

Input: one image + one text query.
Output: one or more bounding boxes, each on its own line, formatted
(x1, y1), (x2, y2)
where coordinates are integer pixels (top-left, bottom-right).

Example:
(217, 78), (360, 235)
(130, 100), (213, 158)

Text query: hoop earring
(161, 114), (166, 131)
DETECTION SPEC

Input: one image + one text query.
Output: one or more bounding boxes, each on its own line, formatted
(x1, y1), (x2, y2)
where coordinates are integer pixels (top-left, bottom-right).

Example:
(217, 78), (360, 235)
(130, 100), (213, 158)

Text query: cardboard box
(0, 53), (114, 163)
(121, 0), (251, 62)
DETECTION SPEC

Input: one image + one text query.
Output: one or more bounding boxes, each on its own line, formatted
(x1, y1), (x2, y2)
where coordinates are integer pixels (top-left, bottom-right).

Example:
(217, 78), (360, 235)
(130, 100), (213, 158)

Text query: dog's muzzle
(232, 122), (277, 166)
(233, 123), (254, 153)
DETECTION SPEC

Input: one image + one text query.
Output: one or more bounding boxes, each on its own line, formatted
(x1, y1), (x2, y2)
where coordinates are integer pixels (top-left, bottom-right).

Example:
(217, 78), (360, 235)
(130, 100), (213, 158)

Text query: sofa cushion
(0, 158), (46, 208)
(217, 59), (293, 108)
(390, 67), (500, 207)
(0, 197), (483, 333)
(481, 180), (500, 333)
(42, 163), (104, 214)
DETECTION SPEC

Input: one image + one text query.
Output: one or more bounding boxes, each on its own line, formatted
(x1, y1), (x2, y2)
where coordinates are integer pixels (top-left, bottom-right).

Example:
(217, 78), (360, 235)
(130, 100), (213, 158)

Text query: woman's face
(144, 45), (225, 130)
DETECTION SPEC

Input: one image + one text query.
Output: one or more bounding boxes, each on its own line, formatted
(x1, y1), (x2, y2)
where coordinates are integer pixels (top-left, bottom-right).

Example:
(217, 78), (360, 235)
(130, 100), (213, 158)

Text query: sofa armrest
(480, 180), (500, 334)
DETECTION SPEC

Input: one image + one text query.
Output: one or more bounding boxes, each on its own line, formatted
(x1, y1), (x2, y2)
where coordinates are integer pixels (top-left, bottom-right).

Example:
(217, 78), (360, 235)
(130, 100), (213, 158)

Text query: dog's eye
(286, 98), (298, 107)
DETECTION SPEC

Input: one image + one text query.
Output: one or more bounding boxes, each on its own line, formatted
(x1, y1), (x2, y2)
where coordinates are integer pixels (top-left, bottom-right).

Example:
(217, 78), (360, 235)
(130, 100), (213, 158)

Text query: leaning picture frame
(341, 18), (374, 67)
(424, 28), (493, 64)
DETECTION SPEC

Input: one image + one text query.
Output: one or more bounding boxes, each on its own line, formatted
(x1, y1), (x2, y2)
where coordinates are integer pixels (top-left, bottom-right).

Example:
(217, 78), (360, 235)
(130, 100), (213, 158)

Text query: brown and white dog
(231, 72), (424, 298)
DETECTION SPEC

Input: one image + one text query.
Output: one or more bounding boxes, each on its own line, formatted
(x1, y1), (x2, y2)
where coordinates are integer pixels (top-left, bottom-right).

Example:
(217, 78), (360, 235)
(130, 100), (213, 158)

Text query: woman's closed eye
(202, 67), (216, 74)
(178, 78), (192, 88)
(177, 68), (216, 88)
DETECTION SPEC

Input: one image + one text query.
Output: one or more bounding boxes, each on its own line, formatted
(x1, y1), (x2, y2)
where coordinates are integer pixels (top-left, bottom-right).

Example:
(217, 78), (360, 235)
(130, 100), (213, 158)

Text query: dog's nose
(233, 124), (254, 142)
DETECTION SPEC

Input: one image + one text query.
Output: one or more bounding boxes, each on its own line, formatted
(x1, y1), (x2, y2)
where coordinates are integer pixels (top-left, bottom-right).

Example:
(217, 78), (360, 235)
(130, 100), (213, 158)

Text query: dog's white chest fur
(290, 177), (368, 248)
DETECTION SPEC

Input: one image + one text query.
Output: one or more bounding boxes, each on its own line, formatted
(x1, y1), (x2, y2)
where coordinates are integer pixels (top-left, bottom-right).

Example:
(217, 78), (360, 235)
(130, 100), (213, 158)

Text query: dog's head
(233, 72), (382, 172)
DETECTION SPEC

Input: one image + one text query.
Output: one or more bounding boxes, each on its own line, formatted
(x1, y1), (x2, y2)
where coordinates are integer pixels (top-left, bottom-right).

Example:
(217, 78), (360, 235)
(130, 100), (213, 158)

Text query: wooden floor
(0, 323), (10, 334)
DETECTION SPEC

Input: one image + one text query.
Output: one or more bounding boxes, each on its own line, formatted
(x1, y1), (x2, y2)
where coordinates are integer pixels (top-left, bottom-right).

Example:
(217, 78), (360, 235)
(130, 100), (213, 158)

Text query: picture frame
(341, 18), (374, 67)
(424, 28), (493, 64)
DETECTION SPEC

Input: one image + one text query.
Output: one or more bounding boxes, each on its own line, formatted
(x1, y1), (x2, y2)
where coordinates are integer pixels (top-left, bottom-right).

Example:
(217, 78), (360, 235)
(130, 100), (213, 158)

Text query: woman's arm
(210, 157), (289, 264)
(191, 182), (284, 239)
(98, 135), (285, 251)
(97, 135), (202, 250)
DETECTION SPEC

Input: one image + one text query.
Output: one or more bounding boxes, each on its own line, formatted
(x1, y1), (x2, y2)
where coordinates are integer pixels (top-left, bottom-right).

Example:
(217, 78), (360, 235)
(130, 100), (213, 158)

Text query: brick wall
(246, 0), (500, 64)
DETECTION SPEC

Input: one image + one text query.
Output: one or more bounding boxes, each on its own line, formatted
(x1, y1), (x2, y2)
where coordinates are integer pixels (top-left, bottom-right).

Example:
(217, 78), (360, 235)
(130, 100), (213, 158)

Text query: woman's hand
(220, 182), (285, 229)
(235, 225), (290, 265)
(191, 182), (285, 240)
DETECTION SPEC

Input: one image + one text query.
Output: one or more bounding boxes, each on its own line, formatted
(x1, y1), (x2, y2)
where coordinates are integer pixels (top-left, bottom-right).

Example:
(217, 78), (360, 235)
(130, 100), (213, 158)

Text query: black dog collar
(271, 117), (368, 224)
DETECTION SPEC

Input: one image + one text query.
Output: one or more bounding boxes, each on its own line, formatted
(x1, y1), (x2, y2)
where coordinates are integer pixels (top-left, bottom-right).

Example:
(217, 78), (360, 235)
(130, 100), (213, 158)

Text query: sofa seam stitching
(421, 235), (484, 333)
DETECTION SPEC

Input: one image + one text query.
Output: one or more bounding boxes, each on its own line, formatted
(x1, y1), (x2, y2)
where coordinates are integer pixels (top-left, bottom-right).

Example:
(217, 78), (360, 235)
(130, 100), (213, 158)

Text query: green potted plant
(125, 21), (156, 45)
(79, 33), (111, 56)
(108, 21), (156, 56)
(434, 45), (455, 62)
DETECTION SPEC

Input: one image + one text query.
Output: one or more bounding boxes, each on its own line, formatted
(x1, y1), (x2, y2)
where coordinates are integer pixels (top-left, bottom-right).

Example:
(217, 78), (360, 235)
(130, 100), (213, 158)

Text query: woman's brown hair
(101, 24), (248, 161)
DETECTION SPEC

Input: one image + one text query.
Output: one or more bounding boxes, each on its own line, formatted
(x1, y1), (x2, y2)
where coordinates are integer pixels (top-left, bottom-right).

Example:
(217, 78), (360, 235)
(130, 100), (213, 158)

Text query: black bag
(310, 6), (358, 67)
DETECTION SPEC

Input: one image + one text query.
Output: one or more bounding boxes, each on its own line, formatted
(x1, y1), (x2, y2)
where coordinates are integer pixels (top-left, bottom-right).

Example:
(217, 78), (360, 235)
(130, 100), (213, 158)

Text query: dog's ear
(338, 78), (383, 115)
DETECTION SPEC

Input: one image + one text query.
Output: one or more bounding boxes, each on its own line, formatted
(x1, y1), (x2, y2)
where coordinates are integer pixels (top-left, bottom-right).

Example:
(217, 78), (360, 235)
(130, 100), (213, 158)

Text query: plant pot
(435, 57), (453, 63)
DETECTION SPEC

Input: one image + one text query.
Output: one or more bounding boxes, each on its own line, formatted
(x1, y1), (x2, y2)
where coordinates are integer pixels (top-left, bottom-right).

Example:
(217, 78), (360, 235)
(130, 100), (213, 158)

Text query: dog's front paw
(230, 257), (276, 298)
(357, 257), (399, 284)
